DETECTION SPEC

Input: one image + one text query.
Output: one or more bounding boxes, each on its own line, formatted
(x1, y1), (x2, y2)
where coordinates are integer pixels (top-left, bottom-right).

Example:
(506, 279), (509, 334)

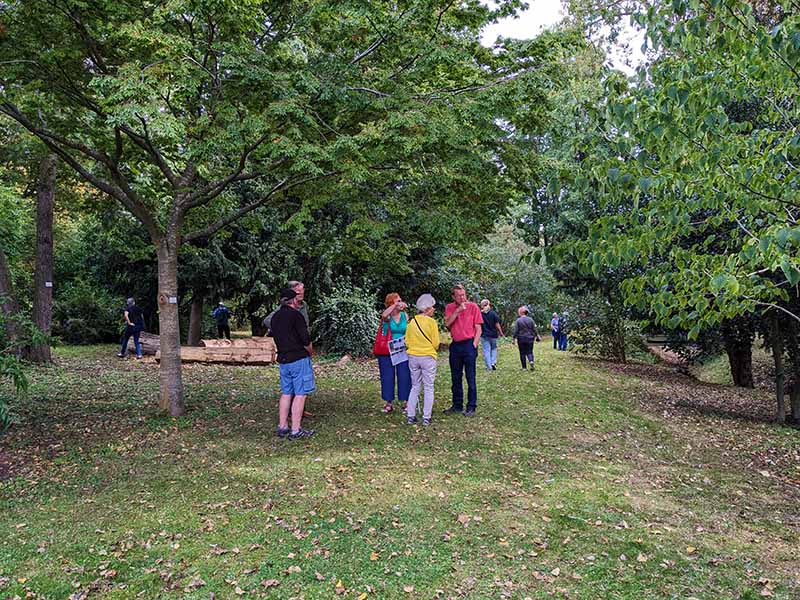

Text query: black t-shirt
(270, 305), (311, 364)
(481, 310), (501, 339)
(125, 305), (145, 331)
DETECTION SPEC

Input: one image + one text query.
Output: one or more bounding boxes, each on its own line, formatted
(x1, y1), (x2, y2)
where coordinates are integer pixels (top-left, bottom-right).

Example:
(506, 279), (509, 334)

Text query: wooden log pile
(154, 336), (277, 365)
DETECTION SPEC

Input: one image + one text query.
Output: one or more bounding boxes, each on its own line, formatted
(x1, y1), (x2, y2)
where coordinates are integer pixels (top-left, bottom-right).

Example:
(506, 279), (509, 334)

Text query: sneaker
(406, 416), (417, 425)
(383, 403), (394, 414)
(442, 406), (461, 415)
(116, 353), (125, 358)
(288, 428), (316, 440)
(491, 364), (497, 371)
(422, 418), (431, 426)
(463, 410), (476, 417)
(276, 427), (290, 438)
(136, 355), (143, 360)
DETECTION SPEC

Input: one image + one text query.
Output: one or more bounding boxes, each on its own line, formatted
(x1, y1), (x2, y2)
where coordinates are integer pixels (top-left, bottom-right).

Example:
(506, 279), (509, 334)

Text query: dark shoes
(422, 418), (431, 426)
(442, 406), (461, 415)
(116, 353), (125, 358)
(288, 428), (316, 440)
(406, 416), (417, 425)
(276, 427), (290, 438)
(491, 364), (497, 371)
(463, 410), (476, 417)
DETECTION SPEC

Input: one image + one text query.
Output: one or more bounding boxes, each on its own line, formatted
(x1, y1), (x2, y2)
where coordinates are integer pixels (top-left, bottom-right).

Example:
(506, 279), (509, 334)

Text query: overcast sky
(480, 0), (646, 74)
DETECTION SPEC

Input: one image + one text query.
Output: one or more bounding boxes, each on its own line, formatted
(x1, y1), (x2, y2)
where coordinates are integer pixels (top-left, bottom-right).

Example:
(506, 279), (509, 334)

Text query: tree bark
(156, 236), (185, 416)
(26, 153), (58, 363)
(721, 317), (754, 388)
(0, 248), (20, 348)
(187, 293), (204, 346)
(770, 313), (786, 424)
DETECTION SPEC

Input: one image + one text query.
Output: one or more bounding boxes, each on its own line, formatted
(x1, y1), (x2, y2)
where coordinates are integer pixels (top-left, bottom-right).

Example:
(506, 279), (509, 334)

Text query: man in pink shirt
(443, 284), (483, 417)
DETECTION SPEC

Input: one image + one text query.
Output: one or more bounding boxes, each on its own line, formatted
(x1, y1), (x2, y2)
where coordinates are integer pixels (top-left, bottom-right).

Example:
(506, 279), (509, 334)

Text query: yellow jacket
(406, 315), (440, 358)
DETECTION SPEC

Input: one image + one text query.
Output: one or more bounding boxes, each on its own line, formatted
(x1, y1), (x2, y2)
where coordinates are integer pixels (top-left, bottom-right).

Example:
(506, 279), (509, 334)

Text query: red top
(445, 302), (483, 342)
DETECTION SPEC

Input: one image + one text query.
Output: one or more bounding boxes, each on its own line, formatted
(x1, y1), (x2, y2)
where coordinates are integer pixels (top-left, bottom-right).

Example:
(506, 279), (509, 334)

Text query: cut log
(200, 337), (275, 351)
(156, 345), (276, 365)
(125, 331), (160, 356)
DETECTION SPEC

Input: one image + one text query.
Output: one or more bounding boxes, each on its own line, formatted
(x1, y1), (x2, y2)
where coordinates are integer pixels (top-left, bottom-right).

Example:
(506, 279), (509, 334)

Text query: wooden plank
(156, 344), (276, 365)
(200, 337), (276, 351)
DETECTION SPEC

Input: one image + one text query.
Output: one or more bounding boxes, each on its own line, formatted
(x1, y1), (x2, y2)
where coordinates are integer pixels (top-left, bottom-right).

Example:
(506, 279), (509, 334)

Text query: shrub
(313, 285), (380, 357)
(0, 354), (26, 433)
(53, 280), (122, 344)
(567, 293), (647, 362)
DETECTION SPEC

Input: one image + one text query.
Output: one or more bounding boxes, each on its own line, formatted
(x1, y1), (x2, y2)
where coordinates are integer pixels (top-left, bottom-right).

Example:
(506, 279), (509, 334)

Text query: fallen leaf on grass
(686, 546), (696, 554)
(403, 585), (415, 592)
(286, 565), (301, 574)
(370, 552), (379, 561)
(261, 580), (279, 588)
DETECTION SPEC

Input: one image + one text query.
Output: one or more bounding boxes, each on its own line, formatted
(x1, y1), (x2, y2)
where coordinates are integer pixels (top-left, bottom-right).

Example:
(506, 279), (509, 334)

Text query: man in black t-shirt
(118, 297), (145, 359)
(271, 288), (316, 440)
(479, 299), (504, 371)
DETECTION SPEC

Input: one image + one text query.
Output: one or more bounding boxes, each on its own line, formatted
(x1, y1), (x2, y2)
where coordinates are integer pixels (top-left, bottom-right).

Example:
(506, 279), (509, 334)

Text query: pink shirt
(445, 302), (483, 342)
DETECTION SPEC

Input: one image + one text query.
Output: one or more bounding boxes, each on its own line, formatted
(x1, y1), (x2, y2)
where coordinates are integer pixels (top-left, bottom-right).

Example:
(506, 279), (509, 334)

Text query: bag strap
(412, 317), (433, 345)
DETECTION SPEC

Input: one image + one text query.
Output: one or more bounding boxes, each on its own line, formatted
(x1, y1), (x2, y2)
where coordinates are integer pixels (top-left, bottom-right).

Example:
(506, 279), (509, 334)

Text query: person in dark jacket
(557, 311), (569, 351)
(512, 306), (541, 370)
(271, 287), (316, 440)
(211, 302), (231, 339)
(117, 297), (145, 359)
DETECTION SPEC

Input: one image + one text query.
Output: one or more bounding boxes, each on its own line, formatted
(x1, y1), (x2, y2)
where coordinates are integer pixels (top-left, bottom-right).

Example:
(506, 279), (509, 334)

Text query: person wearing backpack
(211, 301), (231, 339)
(404, 294), (440, 426)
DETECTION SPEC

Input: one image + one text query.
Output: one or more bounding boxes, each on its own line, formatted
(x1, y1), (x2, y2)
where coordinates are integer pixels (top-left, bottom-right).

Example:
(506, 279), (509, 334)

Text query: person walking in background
(271, 287), (316, 440)
(479, 299), (504, 371)
(550, 312), (559, 350)
(117, 297), (145, 359)
(377, 293), (411, 413)
(558, 311), (569, 351)
(405, 294), (440, 426)
(212, 301), (231, 339)
(444, 284), (482, 417)
(512, 306), (541, 370)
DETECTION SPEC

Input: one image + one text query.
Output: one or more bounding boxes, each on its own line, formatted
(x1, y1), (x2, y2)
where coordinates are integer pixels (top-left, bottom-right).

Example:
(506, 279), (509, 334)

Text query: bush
(567, 294), (647, 362)
(53, 280), (123, 344)
(313, 285), (380, 357)
(0, 355), (26, 433)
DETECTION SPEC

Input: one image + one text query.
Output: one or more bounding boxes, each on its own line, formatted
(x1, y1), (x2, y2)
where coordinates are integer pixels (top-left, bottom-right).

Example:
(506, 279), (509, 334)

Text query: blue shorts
(279, 357), (316, 396)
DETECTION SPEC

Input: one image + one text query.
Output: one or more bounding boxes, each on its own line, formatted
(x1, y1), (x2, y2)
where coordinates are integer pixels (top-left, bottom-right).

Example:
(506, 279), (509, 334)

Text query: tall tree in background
(25, 154), (57, 363)
(0, 0), (568, 415)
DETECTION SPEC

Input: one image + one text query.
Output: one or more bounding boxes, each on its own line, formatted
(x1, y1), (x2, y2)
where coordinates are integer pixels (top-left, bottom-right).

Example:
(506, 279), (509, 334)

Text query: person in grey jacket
(512, 306), (541, 370)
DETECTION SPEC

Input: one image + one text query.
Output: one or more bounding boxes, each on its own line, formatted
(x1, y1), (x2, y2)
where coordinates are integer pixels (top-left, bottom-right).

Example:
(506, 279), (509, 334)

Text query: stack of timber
(155, 336), (277, 365)
(125, 331), (160, 356)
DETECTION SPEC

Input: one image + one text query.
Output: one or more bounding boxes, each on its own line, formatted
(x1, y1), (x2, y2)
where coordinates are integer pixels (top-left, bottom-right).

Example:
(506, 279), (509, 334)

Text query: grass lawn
(1, 341), (798, 599)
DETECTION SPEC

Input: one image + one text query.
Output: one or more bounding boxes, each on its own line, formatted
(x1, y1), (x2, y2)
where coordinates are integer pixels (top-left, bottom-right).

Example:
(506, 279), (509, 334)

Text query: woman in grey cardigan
(512, 306), (541, 370)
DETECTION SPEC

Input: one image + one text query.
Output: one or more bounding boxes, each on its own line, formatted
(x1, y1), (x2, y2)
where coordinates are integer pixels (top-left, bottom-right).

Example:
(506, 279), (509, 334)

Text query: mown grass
(1, 341), (798, 599)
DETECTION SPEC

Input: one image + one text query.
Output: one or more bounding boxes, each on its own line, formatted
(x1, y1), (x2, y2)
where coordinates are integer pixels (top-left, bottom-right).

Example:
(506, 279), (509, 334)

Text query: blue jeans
(558, 332), (568, 351)
(449, 340), (477, 411)
(120, 326), (142, 357)
(552, 330), (558, 349)
(480, 337), (497, 370)
(377, 355), (411, 403)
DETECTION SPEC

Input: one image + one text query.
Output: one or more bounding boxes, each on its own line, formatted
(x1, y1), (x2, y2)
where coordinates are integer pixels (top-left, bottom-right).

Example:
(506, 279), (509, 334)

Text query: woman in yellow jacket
(405, 294), (440, 426)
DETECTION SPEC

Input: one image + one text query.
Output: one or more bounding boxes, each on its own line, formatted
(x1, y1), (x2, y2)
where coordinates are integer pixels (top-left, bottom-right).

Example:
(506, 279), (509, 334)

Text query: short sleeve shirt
(445, 301), (483, 342)
(481, 310), (501, 339)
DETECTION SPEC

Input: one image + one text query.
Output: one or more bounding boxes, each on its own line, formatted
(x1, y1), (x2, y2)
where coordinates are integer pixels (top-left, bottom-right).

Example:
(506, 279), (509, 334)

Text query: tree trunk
(721, 317), (754, 388)
(26, 153), (57, 363)
(156, 237), (185, 416)
(187, 293), (204, 346)
(788, 318), (800, 424)
(0, 248), (20, 348)
(770, 313), (786, 424)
